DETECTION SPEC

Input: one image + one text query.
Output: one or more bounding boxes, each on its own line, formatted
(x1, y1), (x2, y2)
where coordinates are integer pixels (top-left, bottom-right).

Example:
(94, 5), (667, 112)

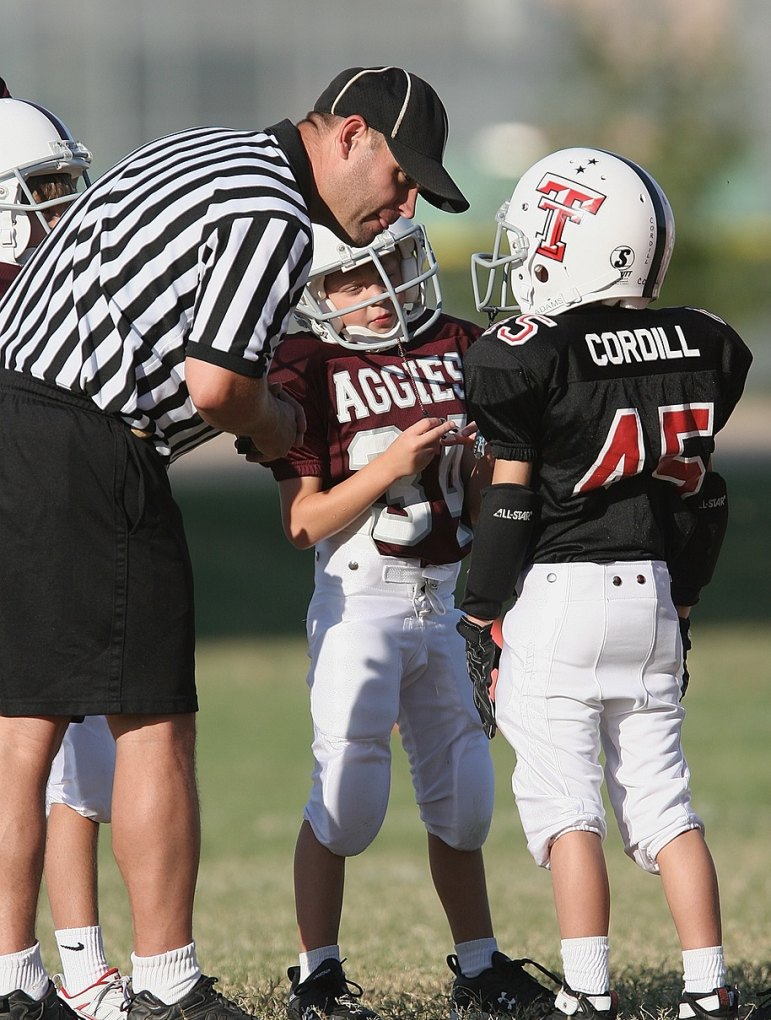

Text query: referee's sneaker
(1, 983), (78, 1020)
(126, 976), (255, 1020)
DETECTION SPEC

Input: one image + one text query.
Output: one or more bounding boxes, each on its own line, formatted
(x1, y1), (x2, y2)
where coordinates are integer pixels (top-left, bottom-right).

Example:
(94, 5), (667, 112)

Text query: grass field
(36, 626), (770, 1020)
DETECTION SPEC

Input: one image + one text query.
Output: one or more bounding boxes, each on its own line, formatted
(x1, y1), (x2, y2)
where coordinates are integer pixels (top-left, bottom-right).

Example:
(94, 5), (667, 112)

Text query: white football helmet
(0, 98), (92, 265)
(471, 147), (675, 318)
(293, 217), (442, 350)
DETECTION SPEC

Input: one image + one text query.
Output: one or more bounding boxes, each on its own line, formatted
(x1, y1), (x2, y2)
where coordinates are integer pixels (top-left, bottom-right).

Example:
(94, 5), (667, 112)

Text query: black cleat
(747, 990), (771, 1020)
(0, 983), (79, 1020)
(448, 953), (556, 1020)
(547, 987), (618, 1020)
(286, 960), (380, 1020)
(126, 976), (257, 1020)
(679, 987), (740, 1020)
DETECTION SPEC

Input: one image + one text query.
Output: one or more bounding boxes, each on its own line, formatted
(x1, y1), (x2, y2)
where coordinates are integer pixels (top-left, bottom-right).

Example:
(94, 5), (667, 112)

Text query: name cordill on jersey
(585, 324), (701, 366)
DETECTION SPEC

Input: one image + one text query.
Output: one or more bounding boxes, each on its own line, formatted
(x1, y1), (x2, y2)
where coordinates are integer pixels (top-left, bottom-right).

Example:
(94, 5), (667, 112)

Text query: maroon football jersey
(267, 314), (481, 565)
(0, 262), (21, 301)
(464, 304), (752, 564)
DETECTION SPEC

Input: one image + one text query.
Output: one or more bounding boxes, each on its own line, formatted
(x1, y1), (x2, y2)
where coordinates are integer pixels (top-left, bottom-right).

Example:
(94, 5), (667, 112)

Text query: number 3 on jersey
(574, 402), (714, 496)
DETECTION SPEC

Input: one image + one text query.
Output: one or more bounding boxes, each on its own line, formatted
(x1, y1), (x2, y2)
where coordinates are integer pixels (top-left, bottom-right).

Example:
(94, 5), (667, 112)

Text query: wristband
(460, 483), (539, 620)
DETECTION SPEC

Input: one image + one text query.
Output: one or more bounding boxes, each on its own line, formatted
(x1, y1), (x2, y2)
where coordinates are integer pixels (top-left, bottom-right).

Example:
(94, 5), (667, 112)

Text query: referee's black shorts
(0, 369), (197, 716)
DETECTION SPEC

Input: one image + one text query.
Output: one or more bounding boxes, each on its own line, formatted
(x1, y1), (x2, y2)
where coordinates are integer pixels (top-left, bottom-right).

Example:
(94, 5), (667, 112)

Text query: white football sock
(130, 942), (200, 1003)
(0, 942), (49, 998)
(299, 946), (340, 983)
(454, 938), (499, 978)
(55, 925), (110, 993)
(560, 936), (610, 995)
(682, 946), (726, 994)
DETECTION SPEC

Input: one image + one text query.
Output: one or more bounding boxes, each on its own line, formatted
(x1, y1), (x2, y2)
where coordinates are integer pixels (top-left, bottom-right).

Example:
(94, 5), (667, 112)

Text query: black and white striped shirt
(0, 119), (314, 461)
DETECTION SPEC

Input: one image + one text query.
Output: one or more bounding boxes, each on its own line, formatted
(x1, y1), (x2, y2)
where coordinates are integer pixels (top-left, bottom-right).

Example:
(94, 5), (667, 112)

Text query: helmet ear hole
(534, 264), (549, 283)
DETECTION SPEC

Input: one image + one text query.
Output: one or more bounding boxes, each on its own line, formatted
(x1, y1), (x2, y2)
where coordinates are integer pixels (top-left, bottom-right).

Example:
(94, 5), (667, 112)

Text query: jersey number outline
(573, 402), (714, 496)
(496, 313), (557, 346)
(347, 416), (467, 547)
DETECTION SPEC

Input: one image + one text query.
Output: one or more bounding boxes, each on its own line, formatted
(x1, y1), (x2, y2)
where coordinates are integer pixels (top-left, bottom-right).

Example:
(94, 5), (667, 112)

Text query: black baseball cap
(313, 66), (469, 214)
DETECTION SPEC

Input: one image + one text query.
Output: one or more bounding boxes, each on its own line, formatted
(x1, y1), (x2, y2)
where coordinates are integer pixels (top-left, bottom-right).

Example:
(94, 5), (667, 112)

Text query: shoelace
(92, 975), (130, 1016)
(304, 962), (365, 1007)
(751, 991), (771, 1017)
(501, 957), (561, 986)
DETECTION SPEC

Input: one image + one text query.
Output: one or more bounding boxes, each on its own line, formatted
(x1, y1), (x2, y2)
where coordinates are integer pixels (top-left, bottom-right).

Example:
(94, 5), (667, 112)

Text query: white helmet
(471, 147), (675, 318)
(293, 217), (442, 351)
(0, 98), (92, 265)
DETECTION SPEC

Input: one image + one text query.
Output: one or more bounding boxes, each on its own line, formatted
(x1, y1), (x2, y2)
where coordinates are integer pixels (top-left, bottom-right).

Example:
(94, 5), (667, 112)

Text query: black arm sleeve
(669, 471), (729, 606)
(460, 483), (539, 621)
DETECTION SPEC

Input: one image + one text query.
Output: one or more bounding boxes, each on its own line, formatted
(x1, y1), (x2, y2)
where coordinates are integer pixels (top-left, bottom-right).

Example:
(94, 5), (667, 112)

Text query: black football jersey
(463, 304), (752, 563)
(267, 313), (481, 565)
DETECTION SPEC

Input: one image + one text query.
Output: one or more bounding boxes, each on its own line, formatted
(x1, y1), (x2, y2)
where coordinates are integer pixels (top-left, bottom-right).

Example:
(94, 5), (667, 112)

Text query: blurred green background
(4, 0), (771, 387)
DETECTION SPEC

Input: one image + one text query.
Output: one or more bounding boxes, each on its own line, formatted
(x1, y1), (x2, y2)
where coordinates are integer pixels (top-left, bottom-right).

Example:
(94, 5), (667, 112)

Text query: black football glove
(456, 616), (500, 739)
(679, 616), (691, 700)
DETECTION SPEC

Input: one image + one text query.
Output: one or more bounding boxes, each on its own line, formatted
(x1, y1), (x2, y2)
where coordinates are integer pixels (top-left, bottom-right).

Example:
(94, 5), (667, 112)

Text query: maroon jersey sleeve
(267, 315), (482, 565)
(0, 263), (22, 302)
(266, 334), (332, 481)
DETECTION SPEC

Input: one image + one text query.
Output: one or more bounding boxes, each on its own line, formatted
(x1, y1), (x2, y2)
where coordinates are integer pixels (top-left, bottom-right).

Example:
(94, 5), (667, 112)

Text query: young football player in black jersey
(456, 148), (753, 1020)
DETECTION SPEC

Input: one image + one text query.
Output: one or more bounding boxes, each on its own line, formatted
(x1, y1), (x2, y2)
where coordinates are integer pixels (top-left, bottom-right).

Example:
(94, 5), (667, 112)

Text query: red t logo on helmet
(535, 174), (606, 262)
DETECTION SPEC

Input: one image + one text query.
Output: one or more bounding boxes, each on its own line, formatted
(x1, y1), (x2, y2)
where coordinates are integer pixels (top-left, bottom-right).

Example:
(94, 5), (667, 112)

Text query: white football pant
(47, 715), (115, 823)
(496, 560), (702, 874)
(303, 526), (495, 857)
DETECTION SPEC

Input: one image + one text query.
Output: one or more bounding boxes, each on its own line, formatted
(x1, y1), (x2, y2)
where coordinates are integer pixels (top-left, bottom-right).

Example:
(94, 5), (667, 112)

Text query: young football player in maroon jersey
(457, 148), (753, 1020)
(256, 219), (554, 1020)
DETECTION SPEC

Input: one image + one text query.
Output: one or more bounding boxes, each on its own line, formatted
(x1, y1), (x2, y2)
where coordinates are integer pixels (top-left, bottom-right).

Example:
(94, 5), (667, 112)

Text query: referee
(0, 66), (468, 1020)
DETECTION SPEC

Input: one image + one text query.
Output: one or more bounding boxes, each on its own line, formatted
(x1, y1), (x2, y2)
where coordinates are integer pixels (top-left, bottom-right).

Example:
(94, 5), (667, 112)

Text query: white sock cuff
(682, 946), (726, 994)
(54, 926), (109, 993)
(560, 936), (610, 996)
(130, 942), (200, 1003)
(453, 938), (499, 978)
(0, 942), (49, 999)
(299, 946), (341, 983)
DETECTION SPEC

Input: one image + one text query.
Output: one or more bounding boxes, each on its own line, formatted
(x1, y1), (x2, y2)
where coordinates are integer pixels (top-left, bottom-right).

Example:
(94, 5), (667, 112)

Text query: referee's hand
(242, 384), (305, 462)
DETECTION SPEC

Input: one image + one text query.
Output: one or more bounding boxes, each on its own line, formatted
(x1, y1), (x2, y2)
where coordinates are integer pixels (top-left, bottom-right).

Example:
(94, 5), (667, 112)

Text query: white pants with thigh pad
(303, 529), (494, 857)
(495, 560), (702, 874)
(47, 714), (115, 823)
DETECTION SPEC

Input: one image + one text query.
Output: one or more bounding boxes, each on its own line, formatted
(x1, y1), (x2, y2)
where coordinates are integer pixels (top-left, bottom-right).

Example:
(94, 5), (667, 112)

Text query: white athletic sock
(682, 946), (726, 994)
(55, 925), (110, 994)
(560, 936), (610, 995)
(0, 942), (50, 998)
(454, 938), (499, 978)
(299, 946), (340, 983)
(130, 942), (200, 1003)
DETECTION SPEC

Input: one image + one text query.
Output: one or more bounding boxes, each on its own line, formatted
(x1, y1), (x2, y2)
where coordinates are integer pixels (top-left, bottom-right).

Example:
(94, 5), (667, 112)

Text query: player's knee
(416, 729), (495, 851)
(532, 816), (606, 868)
(304, 743), (391, 856)
(421, 781), (494, 851)
(306, 805), (386, 856)
(624, 817), (705, 874)
(426, 813), (491, 852)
